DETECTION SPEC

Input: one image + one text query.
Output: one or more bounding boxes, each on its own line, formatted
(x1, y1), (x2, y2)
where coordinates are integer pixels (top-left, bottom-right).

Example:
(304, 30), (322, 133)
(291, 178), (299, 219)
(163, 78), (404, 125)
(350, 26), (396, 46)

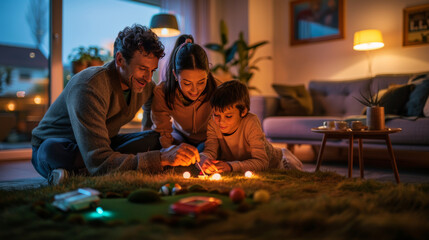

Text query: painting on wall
(290, 0), (344, 46)
(403, 4), (429, 46)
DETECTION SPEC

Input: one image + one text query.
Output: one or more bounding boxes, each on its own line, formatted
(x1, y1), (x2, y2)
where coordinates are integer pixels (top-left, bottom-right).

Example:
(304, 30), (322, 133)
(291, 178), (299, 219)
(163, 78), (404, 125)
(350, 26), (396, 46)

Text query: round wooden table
(311, 127), (402, 183)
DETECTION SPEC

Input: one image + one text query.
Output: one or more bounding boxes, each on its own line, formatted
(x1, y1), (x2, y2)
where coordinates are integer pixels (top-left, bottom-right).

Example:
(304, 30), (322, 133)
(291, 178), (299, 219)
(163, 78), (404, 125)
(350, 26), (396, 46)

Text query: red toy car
(169, 196), (222, 216)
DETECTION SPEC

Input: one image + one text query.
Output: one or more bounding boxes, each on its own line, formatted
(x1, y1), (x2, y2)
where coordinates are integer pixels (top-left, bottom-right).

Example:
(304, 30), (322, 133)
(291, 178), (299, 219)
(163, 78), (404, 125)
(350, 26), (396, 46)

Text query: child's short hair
(210, 80), (250, 116)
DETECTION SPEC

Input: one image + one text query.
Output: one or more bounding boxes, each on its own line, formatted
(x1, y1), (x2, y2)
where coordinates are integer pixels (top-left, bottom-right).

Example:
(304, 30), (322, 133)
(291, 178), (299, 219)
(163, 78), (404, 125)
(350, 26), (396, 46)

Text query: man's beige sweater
(32, 61), (163, 175)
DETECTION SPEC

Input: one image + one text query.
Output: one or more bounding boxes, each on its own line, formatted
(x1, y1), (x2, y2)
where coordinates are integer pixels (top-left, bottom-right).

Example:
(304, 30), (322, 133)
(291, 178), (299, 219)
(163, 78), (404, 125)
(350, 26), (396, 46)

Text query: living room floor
(1, 156), (429, 190)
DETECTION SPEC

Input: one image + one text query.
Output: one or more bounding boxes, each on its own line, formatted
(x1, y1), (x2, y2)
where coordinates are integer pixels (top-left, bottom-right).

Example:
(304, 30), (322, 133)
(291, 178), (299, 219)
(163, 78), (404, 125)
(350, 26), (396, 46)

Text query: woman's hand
(160, 143), (200, 167)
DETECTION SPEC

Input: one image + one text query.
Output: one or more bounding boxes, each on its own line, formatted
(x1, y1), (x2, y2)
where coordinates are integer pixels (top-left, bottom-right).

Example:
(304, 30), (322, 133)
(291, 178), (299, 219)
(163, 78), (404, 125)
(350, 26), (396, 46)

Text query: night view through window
(0, 0), (159, 150)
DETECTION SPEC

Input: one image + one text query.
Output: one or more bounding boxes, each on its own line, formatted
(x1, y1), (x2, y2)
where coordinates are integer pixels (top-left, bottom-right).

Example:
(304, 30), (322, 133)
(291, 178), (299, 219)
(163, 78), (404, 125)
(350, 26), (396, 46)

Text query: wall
(273, 0), (429, 90)
(249, 0), (275, 95)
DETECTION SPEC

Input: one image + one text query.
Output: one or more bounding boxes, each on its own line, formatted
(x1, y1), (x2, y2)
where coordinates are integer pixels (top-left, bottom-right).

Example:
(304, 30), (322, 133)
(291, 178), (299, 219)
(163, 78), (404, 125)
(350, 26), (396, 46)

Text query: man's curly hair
(114, 24), (165, 63)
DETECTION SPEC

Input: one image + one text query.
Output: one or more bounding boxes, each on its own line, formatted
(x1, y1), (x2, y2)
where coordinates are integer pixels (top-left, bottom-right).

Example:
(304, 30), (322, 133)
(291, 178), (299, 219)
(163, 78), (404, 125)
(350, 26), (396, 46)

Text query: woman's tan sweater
(151, 82), (213, 148)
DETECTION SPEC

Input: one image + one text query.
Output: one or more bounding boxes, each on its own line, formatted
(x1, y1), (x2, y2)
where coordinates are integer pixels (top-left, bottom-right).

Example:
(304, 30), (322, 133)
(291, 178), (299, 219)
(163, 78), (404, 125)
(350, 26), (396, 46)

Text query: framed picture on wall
(290, 0), (345, 46)
(403, 4), (429, 46)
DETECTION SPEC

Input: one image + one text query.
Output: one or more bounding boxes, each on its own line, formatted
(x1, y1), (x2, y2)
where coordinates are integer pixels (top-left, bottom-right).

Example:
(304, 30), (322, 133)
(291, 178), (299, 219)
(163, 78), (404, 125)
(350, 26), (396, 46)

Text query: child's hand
(201, 159), (218, 175)
(211, 160), (232, 173)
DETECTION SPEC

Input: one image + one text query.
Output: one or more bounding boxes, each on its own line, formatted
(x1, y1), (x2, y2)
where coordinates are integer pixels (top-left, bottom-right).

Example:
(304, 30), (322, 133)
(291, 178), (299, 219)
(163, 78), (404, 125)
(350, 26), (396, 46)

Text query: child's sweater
(201, 113), (282, 172)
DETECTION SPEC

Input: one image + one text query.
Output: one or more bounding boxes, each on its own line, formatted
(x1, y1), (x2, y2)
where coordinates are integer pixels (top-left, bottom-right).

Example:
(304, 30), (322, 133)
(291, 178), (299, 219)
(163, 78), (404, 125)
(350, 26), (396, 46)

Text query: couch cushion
(385, 118), (429, 145)
(370, 74), (410, 94)
(309, 78), (371, 116)
(405, 77), (429, 117)
(272, 84), (313, 116)
(379, 84), (415, 115)
(263, 116), (343, 141)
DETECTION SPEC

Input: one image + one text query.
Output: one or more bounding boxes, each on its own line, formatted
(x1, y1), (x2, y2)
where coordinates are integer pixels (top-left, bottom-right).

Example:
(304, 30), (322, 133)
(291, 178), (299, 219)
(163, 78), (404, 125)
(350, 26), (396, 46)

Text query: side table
(311, 127), (402, 183)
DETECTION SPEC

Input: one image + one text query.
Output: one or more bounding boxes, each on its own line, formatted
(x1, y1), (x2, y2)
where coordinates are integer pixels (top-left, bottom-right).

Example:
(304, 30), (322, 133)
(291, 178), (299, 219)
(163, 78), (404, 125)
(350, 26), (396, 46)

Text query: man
(31, 24), (199, 185)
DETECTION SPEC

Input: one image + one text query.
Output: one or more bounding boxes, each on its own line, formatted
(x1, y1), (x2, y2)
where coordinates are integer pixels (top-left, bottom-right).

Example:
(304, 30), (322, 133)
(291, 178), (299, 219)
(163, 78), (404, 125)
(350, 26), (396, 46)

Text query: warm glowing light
(353, 29), (384, 51)
(211, 173), (221, 180)
(7, 102), (16, 111)
(34, 95), (42, 104)
(16, 91), (26, 98)
(137, 112), (143, 121)
(96, 207), (104, 215)
(244, 171), (253, 178)
(133, 109), (143, 122)
(29, 52), (35, 58)
(183, 171), (191, 179)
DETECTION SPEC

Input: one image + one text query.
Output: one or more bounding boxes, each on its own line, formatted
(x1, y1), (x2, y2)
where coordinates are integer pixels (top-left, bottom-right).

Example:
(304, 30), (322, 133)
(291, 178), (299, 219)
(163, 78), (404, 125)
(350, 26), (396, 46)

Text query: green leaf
(248, 41), (269, 50)
(220, 20), (228, 46)
(225, 42), (238, 63)
(204, 43), (223, 52)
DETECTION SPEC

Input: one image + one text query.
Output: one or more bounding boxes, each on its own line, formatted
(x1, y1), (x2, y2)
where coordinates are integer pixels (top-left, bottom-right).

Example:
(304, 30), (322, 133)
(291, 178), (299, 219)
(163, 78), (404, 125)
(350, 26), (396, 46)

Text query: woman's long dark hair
(163, 34), (217, 110)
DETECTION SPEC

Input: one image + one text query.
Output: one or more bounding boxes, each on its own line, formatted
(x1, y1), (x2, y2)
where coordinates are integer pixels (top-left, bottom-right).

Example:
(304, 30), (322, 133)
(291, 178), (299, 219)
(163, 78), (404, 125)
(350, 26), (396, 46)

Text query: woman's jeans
(31, 130), (161, 179)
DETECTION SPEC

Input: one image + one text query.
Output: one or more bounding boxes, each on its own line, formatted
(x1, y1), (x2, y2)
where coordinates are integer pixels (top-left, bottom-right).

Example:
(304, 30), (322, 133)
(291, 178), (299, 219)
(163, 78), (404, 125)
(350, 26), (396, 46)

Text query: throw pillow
(272, 84), (313, 116)
(379, 84), (415, 115)
(405, 78), (429, 117)
(408, 73), (428, 84)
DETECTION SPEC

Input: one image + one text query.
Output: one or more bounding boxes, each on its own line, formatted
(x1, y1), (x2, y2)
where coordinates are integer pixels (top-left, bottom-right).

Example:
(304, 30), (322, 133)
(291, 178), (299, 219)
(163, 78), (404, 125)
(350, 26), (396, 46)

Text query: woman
(151, 35), (218, 152)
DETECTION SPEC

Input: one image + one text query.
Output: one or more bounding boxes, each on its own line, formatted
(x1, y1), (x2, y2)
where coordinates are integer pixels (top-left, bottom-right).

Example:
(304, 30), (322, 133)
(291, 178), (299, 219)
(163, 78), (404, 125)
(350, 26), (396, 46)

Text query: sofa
(250, 72), (429, 160)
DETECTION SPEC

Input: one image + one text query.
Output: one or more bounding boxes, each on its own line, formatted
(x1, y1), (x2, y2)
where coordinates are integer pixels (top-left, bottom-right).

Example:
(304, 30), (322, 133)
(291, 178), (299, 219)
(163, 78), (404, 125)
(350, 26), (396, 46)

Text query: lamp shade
(150, 13), (180, 37)
(353, 29), (384, 51)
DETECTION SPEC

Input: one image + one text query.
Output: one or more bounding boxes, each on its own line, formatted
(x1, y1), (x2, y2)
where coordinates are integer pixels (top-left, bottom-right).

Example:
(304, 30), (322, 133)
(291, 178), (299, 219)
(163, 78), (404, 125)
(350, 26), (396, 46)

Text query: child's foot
(49, 168), (69, 185)
(282, 148), (303, 171)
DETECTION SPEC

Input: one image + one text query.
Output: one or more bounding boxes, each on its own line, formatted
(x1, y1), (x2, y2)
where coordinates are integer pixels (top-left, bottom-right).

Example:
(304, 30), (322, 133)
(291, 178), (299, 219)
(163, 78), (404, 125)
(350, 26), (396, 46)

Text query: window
(63, 0), (160, 84)
(0, 0), (160, 151)
(0, 0), (50, 149)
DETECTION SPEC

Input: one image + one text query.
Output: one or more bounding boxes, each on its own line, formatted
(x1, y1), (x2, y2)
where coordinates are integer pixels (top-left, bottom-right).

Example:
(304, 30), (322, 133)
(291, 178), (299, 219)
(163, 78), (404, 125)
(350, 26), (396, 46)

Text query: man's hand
(160, 143), (200, 167)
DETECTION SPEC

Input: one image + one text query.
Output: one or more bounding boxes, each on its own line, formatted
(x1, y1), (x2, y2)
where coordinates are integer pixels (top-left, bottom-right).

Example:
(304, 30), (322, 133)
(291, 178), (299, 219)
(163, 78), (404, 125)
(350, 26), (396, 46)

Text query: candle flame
(183, 171), (191, 179)
(211, 173), (221, 180)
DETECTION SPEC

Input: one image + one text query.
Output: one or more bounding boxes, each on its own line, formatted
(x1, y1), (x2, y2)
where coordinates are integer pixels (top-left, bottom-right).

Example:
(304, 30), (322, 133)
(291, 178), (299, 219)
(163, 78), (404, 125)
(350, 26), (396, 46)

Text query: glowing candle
(183, 171), (191, 179)
(211, 173), (221, 180)
(244, 171), (253, 178)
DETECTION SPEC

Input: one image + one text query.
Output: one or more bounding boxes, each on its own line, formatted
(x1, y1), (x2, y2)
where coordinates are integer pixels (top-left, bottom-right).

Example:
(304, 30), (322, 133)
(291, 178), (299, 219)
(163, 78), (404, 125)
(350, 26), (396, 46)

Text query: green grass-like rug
(1, 169), (429, 240)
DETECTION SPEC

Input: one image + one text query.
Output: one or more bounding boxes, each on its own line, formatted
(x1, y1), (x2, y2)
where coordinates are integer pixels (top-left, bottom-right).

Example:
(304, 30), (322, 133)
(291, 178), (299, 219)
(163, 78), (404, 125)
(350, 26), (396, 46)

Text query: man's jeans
(31, 130), (161, 179)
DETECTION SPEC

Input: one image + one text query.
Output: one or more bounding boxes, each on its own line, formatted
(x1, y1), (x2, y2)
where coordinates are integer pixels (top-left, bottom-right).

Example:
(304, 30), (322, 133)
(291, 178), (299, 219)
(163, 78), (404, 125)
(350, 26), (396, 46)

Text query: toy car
(169, 196), (222, 216)
(52, 188), (100, 211)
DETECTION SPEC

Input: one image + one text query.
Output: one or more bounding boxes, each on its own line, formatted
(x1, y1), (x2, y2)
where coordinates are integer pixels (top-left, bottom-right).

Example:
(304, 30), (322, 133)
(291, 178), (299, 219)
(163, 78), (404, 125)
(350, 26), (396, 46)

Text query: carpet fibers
(0, 169), (428, 240)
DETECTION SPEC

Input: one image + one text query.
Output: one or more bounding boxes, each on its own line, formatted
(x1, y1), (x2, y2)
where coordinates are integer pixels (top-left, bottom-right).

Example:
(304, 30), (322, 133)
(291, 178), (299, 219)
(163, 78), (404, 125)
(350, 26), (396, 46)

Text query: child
(201, 80), (303, 174)
(150, 35), (219, 152)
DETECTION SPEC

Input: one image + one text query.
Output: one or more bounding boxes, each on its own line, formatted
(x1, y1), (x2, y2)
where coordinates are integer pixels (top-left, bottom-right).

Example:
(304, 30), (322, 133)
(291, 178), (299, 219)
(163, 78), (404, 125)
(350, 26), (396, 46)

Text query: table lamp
(353, 29), (384, 76)
(150, 13), (180, 37)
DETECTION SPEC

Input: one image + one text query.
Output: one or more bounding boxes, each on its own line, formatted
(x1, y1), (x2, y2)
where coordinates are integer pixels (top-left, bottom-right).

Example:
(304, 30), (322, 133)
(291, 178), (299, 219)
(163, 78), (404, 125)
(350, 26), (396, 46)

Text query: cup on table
(334, 121), (348, 130)
(323, 121), (335, 129)
(351, 121), (364, 130)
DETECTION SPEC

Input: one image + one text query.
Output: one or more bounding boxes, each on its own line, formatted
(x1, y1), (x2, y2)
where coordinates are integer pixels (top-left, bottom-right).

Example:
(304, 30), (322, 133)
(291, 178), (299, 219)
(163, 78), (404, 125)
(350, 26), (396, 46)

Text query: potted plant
(233, 32), (271, 92)
(68, 47), (91, 74)
(68, 46), (111, 74)
(354, 88), (385, 130)
(204, 20), (270, 90)
(204, 20), (237, 82)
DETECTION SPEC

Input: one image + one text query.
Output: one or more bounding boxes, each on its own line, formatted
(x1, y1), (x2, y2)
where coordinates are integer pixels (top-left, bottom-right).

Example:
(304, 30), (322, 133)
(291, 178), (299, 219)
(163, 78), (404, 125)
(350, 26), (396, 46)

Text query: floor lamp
(353, 29), (384, 77)
(150, 13), (180, 37)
